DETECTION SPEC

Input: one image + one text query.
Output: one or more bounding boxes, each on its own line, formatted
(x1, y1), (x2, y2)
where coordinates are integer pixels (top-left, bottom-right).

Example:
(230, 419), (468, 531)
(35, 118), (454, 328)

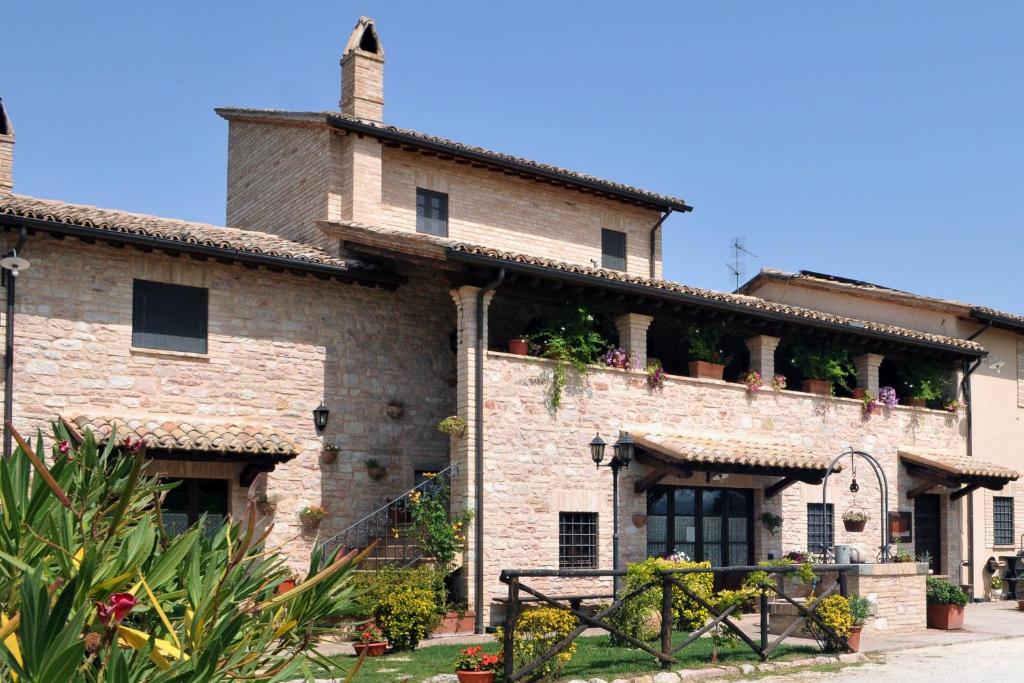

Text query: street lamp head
(614, 432), (634, 467)
(589, 433), (606, 467)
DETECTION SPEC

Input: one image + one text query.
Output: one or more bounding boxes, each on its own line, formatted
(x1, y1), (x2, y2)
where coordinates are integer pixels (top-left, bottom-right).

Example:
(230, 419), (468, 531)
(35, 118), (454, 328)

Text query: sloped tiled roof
(70, 416), (298, 459)
(0, 194), (395, 284)
(899, 448), (1020, 481)
(632, 431), (837, 473)
(216, 107), (692, 212)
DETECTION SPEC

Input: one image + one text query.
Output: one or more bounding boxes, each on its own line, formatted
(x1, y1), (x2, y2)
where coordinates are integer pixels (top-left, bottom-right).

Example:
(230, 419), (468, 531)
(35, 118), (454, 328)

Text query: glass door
(646, 486), (753, 567)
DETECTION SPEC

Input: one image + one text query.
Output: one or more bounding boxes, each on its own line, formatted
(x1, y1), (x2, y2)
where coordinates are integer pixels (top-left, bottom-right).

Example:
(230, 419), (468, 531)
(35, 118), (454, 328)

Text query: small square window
(994, 497), (1014, 546)
(132, 279), (208, 354)
(559, 512), (598, 569)
(807, 503), (834, 554)
(601, 229), (626, 270)
(416, 188), (448, 237)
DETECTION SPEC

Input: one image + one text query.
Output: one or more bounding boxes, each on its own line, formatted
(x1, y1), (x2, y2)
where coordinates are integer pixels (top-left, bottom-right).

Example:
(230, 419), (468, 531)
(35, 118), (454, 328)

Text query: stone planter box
(801, 379), (833, 396)
(433, 611), (476, 635)
(688, 360), (725, 380)
(926, 604), (964, 630)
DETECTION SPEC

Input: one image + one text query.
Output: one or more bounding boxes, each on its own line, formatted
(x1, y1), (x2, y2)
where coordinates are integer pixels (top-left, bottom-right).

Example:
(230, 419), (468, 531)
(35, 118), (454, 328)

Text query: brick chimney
(340, 17), (385, 120)
(0, 98), (13, 193)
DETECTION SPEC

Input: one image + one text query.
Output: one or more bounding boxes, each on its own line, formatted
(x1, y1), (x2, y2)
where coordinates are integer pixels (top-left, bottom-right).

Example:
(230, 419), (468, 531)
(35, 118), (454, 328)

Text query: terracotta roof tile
(70, 415), (298, 458)
(632, 431), (836, 472)
(899, 448), (1020, 481)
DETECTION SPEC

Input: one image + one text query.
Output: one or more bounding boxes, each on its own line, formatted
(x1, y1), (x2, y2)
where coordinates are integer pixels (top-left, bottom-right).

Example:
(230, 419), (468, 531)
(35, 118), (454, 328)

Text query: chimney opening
(358, 26), (379, 54)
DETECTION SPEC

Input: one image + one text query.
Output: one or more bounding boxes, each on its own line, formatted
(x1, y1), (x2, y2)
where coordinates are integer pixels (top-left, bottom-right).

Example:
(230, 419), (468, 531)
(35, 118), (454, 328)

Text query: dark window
(646, 487), (753, 567)
(416, 188), (448, 236)
(559, 512), (598, 568)
(601, 229), (627, 270)
(132, 280), (208, 353)
(994, 497), (1015, 546)
(161, 478), (229, 538)
(807, 503), (835, 554)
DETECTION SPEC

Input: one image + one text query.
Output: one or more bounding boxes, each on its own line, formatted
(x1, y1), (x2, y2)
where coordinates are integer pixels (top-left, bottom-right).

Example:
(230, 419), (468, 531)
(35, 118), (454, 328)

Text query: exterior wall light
(312, 402), (329, 432)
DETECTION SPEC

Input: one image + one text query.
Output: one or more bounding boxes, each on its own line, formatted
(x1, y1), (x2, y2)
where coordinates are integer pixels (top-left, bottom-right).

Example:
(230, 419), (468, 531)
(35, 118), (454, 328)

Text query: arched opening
(359, 25), (379, 54)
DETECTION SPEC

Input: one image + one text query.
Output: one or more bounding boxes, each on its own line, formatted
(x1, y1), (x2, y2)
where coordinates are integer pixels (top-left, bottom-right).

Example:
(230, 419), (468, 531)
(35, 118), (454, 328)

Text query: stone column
(854, 353), (884, 394)
(614, 313), (654, 370)
(745, 335), (781, 379)
(449, 285), (495, 626)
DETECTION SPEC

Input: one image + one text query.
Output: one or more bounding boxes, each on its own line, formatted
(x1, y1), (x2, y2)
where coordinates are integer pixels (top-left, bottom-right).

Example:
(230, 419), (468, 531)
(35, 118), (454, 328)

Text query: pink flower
(96, 592), (137, 626)
(120, 437), (144, 455)
(58, 440), (70, 457)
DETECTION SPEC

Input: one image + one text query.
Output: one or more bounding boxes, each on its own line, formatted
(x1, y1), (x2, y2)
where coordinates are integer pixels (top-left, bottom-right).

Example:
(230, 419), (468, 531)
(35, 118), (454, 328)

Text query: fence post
(660, 571), (673, 666)
(838, 570), (848, 598)
(504, 576), (519, 682)
(759, 589), (769, 653)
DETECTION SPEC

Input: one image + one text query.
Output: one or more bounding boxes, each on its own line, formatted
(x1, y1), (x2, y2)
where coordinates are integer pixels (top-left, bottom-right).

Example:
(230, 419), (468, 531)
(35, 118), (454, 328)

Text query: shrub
(848, 595), (872, 626)
(926, 577), (969, 607)
(609, 557), (713, 642)
(811, 594), (853, 649)
(686, 322), (731, 364)
(374, 585), (441, 649)
(532, 306), (608, 408)
(790, 343), (854, 390)
(496, 606), (577, 679)
(898, 361), (952, 402)
(351, 565), (447, 619)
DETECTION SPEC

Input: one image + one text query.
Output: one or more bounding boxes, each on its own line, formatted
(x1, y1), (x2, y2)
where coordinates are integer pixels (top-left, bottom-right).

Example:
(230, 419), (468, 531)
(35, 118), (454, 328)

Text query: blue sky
(3, 2), (1022, 313)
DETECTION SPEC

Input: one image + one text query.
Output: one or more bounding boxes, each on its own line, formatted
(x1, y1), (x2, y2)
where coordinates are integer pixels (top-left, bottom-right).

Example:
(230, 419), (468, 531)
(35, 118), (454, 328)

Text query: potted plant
(366, 458), (387, 481)
(898, 361), (950, 408)
(926, 577), (969, 629)
(298, 504), (327, 530)
(353, 624), (388, 657)
(878, 386), (899, 409)
(686, 322), (731, 380)
(454, 646), (503, 683)
(256, 494), (278, 516)
(847, 595), (871, 652)
(386, 400), (405, 419)
(646, 358), (666, 390)
(790, 343), (854, 396)
(742, 370), (764, 394)
(437, 415), (467, 437)
(531, 306), (608, 409)
(991, 574), (1004, 600)
(842, 507), (869, 533)
(508, 337), (530, 355)
(760, 511), (783, 536)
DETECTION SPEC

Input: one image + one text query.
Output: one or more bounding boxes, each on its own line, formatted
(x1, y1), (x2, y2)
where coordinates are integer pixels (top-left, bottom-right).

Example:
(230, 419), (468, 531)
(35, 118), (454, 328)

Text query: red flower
(120, 437), (144, 455)
(58, 441), (70, 457)
(96, 592), (137, 626)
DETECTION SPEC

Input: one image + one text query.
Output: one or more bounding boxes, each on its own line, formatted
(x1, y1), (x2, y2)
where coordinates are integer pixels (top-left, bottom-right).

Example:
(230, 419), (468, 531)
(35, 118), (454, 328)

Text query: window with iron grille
(807, 503), (834, 554)
(559, 512), (598, 569)
(994, 497), (1014, 546)
(132, 280), (208, 354)
(416, 188), (448, 236)
(601, 229), (627, 270)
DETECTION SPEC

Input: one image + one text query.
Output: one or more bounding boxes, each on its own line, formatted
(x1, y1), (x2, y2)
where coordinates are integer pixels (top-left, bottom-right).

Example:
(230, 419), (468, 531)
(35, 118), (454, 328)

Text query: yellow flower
(391, 528), (401, 539)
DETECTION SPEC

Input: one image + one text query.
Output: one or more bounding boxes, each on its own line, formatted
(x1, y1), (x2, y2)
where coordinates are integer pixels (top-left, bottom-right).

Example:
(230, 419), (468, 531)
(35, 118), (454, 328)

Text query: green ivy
(531, 306), (608, 408)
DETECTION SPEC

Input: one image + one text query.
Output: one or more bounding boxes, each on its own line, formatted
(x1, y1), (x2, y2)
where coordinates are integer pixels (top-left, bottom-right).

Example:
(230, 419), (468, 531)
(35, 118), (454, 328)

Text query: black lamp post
(312, 402), (330, 433)
(591, 431), (634, 597)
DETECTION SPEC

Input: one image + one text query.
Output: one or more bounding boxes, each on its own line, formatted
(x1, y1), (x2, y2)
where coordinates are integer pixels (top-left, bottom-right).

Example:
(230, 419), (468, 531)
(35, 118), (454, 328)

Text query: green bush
(790, 343), (855, 390)
(609, 557), (713, 642)
(848, 595), (872, 626)
(351, 565), (447, 619)
(495, 606), (578, 680)
(926, 577), (969, 607)
(898, 362), (952, 402)
(811, 594), (853, 649)
(374, 585), (441, 650)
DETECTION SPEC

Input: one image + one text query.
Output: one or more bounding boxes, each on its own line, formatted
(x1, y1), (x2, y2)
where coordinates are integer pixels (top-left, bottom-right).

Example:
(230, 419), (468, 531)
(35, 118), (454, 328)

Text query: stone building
(0, 17), (1016, 633)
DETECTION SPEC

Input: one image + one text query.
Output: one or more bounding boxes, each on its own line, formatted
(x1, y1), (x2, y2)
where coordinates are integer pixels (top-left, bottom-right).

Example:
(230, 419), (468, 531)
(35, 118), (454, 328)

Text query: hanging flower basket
(842, 506), (869, 533)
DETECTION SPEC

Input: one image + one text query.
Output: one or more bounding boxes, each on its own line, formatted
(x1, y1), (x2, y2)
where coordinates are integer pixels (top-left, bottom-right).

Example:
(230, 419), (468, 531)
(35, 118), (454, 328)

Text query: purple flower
(877, 386), (898, 408)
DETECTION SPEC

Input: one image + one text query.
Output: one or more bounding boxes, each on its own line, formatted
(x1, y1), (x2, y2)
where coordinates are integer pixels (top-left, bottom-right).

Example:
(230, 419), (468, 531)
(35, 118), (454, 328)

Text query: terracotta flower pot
(508, 338), (530, 355)
(906, 397), (927, 408)
(846, 625), (862, 652)
(367, 465), (386, 481)
(353, 642), (388, 657)
(926, 604), (964, 630)
(457, 671), (495, 683)
(1018, 600), (1024, 611)
(801, 379), (833, 396)
(843, 518), (867, 533)
(321, 450), (339, 464)
(688, 360), (725, 380)
(851, 388), (867, 399)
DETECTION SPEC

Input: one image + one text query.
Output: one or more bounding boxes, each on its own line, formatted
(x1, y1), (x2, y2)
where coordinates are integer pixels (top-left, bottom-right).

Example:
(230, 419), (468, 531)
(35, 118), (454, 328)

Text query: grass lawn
(344, 634), (819, 683)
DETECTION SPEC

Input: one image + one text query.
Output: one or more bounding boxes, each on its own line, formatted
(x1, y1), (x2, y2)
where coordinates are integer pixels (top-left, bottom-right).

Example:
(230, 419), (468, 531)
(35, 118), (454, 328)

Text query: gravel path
(748, 636), (1024, 683)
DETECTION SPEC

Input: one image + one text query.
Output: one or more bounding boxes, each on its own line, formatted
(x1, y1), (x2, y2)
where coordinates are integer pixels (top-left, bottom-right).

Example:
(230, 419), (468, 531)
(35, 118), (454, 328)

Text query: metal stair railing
(318, 463), (459, 570)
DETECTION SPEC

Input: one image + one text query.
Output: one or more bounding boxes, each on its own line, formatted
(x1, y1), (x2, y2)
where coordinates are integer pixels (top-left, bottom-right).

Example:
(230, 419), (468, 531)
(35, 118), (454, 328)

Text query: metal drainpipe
(474, 268), (505, 634)
(648, 209), (672, 279)
(959, 321), (991, 598)
(3, 227), (27, 459)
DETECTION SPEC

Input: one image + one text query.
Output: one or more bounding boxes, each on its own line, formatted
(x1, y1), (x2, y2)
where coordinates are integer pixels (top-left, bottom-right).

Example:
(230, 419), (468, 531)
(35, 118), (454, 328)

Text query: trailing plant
(437, 415), (467, 436)
(742, 370), (764, 394)
(374, 585), (441, 650)
(601, 346), (634, 370)
(408, 484), (474, 573)
(686, 322), (732, 364)
(898, 361), (951, 402)
(926, 577), (969, 606)
(495, 606), (577, 679)
(842, 509), (869, 523)
(860, 390), (879, 415)
(790, 343), (855, 391)
(0, 424), (365, 682)
(760, 511), (783, 536)
(772, 374), (787, 391)
(809, 594), (853, 649)
(532, 306), (609, 408)
(945, 399), (966, 413)
(608, 557), (713, 642)
(877, 386), (899, 408)
(848, 595), (871, 626)
(299, 504), (327, 523)
(646, 359), (666, 391)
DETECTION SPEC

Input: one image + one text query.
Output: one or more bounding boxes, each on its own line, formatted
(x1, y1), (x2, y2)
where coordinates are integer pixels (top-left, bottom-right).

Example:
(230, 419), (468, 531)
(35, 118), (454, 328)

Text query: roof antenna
(727, 237), (756, 291)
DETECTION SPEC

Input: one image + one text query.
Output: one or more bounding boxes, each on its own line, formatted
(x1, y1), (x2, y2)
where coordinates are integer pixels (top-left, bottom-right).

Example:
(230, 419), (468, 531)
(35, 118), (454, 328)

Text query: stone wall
(0, 237), (455, 567)
(479, 353), (965, 623)
(847, 562), (928, 633)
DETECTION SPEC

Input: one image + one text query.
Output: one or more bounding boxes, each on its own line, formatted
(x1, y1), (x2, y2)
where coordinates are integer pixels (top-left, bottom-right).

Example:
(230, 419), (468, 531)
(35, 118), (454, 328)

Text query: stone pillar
(614, 313), (654, 369)
(854, 353), (884, 394)
(745, 335), (781, 379)
(449, 285), (495, 626)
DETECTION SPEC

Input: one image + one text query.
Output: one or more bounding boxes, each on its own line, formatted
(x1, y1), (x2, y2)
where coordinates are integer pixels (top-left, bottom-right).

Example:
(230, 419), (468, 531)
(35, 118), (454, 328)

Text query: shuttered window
(994, 497), (1014, 546)
(416, 188), (448, 237)
(601, 229), (626, 270)
(132, 279), (208, 354)
(807, 503), (835, 554)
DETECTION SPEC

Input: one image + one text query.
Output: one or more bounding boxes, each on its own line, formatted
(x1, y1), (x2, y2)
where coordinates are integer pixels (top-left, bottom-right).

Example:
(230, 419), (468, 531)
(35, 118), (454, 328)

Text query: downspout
(959, 321), (992, 598)
(474, 267), (505, 633)
(648, 209), (672, 279)
(3, 227), (27, 459)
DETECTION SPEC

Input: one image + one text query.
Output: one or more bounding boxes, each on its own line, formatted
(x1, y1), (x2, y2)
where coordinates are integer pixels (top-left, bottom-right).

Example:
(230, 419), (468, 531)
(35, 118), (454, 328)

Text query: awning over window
(899, 448), (1020, 501)
(631, 431), (839, 499)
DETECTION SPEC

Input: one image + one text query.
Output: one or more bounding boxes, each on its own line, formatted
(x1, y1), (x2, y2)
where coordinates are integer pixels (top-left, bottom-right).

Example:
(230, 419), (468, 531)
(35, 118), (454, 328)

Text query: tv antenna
(727, 237), (756, 291)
